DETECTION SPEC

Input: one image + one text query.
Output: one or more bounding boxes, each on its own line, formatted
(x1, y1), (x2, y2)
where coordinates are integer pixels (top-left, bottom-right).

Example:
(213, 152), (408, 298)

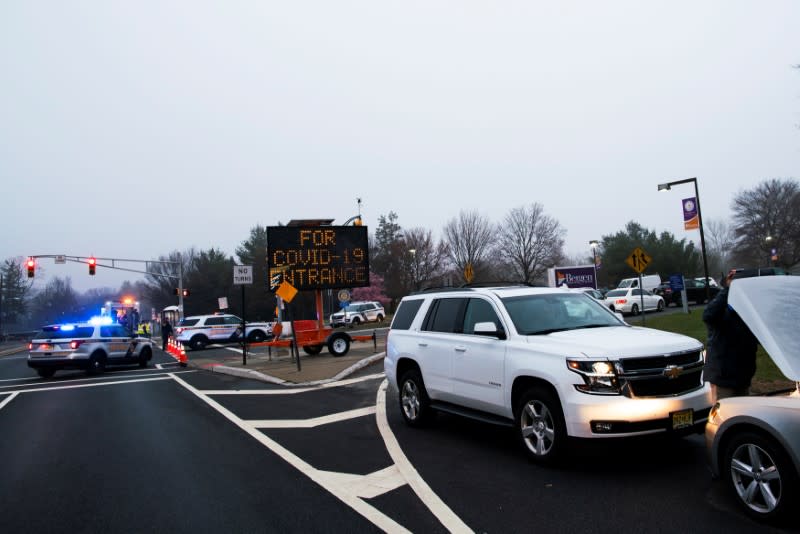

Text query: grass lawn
(627, 311), (795, 394)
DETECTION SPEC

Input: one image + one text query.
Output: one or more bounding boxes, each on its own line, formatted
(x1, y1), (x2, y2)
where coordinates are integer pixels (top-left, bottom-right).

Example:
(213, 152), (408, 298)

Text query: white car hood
(728, 275), (800, 381)
(525, 326), (701, 358)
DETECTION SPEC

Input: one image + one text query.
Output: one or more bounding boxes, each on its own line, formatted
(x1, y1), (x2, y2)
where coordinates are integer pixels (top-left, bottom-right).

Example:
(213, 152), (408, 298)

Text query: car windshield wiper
(528, 327), (574, 335)
(577, 324), (613, 329)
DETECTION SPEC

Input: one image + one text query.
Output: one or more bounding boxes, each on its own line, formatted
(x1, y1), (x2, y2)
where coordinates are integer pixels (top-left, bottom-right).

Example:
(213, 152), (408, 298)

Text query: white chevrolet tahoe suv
(384, 285), (712, 464)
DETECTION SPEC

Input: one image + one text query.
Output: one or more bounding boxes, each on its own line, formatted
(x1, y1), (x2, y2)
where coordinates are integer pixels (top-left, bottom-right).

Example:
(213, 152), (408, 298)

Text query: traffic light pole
(27, 254), (185, 318)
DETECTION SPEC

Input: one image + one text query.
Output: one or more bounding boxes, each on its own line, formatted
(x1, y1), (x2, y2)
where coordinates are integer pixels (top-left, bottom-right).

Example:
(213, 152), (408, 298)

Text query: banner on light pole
(682, 197), (699, 230)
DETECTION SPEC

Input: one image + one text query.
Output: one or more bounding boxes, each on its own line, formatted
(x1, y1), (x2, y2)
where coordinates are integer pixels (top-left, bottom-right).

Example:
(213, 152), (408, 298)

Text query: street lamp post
(657, 177), (710, 302)
(589, 240), (599, 289)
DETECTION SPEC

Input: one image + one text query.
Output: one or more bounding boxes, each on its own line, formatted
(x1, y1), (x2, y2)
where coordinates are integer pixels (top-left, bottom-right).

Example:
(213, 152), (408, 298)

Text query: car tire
(349, 317), (361, 328)
(303, 344), (324, 355)
(139, 346), (152, 368)
(657, 300), (664, 312)
(376, 314), (384, 323)
(37, 368), (56, 379)
(248, 330), (266, 343)
(399, 369), (433, 426)
(515, 386), (567, 465)
(190, 336), (209, 351)
(327, 333), (351, 357)
(723, 431), (798, 522)
(631, 303), (639, 315)
(86, 351), (106, 375)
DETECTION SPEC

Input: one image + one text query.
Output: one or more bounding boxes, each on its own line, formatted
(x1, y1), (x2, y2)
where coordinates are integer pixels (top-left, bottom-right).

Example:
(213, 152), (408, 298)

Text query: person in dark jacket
(702, 269), (759, 401)
(161, 320), (174, 352)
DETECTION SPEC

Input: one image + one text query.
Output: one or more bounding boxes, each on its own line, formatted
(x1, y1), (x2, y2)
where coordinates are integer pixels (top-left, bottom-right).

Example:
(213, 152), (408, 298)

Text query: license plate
(671, 409), (693, 430)
(38, 344), (52, 351)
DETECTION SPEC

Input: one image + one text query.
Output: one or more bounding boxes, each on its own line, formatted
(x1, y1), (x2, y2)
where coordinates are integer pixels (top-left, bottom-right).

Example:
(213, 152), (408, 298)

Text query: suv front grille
(617, 350), (704, 398)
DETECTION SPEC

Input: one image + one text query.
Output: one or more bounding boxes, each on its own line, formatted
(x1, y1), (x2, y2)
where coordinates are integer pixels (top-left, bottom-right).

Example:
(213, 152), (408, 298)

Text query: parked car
(677, 278), (721, 305)
(705, 275), (800, 523)
(603, 287), (664, 315)
(653, 282), (676, 305)
(571, 287), (605, 301)
(175, 313), (274, 350)
(616, 274), (662, 292)
(329, 301), (385, 327)
(385, 285), (710, 465)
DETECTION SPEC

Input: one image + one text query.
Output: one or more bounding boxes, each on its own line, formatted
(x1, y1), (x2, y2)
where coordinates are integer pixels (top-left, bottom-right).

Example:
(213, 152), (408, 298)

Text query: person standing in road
(161, 320), (174, 352)
(702, 269), (759, 401)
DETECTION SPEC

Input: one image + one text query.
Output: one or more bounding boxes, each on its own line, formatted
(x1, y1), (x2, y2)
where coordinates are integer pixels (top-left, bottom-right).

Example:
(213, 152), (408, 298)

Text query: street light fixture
(589, 240), (599, 289)
(657, 177), (710, 302)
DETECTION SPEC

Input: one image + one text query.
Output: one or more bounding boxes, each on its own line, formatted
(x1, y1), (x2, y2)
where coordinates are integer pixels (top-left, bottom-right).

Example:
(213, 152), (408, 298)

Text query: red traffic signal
(88, 257), (97, 275)
(174, 288), (190, 297)
(26, 258), (35, 278)
(182, 288), (190, 297)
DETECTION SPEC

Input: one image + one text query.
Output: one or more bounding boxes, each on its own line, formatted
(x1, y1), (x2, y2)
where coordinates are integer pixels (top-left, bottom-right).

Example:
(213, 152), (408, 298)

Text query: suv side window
(224, 316), (241, 325)
(100, 325), (129, 338)
(206, 317), (224, 326)
(463, 298), (501, 335)
(423, 298), (467, 333)
(391, 299), (424, 330)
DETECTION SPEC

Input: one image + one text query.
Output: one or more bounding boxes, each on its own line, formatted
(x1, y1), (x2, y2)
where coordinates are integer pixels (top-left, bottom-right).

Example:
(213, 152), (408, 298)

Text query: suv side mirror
(473, 322), (506, 340)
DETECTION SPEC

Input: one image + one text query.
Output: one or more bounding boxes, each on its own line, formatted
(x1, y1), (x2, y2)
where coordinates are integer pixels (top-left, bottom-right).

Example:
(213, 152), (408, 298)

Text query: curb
(206, 352), (386, 386)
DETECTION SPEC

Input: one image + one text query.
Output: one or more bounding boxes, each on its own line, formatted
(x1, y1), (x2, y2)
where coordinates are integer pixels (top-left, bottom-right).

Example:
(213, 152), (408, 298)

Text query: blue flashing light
(89, 316), (113, 326)
(60, 324), (76, 331)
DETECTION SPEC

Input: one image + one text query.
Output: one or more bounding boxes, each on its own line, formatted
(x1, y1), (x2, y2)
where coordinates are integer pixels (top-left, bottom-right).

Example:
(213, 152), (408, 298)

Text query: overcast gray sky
(2, 1), (798, 291)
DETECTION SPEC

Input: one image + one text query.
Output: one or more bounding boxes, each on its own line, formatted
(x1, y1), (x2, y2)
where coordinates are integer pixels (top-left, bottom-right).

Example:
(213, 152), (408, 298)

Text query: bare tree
(403, 227), (450, 291)
(731, 178), (800, 269)
(443, 210), (494, 284)
(705, 218), (736, 278)
(496, 204), (565, 284)
(141, 248), (198, 313)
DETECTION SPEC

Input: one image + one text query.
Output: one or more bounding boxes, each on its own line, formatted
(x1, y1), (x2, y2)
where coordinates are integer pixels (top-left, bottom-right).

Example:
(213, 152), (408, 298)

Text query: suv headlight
(567, 359), (622, 395)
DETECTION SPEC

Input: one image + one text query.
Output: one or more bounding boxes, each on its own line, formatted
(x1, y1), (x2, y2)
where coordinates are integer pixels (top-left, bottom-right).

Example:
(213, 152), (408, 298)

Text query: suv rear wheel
(139, 346), (152, 368)
(86, 351), (106, 375)
(399, 369), (433, 426)
(190, 335), (209, 351)
(515, 386), (566, 465)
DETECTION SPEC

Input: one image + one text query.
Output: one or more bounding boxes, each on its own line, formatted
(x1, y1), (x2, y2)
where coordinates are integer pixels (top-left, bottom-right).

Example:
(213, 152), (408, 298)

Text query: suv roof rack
(413, 286), (474, 294)
(460, 281), (535, 288)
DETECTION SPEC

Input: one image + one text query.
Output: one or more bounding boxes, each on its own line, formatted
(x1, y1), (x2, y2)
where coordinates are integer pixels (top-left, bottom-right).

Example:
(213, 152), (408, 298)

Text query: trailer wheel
(303, 344), (324, 355)
(327, 333), (351, 357)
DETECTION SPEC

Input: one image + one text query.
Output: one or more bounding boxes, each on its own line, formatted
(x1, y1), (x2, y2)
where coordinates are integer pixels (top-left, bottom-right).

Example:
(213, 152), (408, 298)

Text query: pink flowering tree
(351, 272), (391, 308)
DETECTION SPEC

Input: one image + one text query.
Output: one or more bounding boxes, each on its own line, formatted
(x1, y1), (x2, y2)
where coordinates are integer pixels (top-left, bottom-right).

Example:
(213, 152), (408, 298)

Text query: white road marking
(376, 380), (472, 533)
(249, 406), (376, 429)
(0, 369), (195, 391)
(200, 372), (385, 395)
(170, 372), (412, 534)
(0, 392), (18, 411)
(0, 376), (39, 384)
(4, 375), (174, 394)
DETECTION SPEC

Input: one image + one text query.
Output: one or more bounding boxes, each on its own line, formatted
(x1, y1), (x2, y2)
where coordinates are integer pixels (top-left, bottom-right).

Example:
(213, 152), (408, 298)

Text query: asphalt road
(1, 344), (797, 533)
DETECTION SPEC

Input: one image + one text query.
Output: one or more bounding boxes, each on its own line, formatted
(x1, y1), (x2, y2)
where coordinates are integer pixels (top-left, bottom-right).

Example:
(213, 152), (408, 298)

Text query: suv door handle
(418, 342), (428, 347)
(454, 346), (467, 352)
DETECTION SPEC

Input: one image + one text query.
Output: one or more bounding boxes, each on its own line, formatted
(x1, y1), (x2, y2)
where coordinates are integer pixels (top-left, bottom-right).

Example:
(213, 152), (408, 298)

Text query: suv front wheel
(399, 369), (433, 426)
(515, 386), (566, 465)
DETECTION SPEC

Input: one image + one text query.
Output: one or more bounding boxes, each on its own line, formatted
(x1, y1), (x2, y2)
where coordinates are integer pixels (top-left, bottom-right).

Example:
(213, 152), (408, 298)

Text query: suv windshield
(501, 293), (621, 335)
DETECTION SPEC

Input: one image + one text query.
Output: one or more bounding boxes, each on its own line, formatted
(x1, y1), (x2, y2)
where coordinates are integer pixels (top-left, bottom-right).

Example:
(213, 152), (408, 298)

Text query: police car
(28, 321), (154, 378)
(174, 313), (274, 350)
(329, 301), (385, 328)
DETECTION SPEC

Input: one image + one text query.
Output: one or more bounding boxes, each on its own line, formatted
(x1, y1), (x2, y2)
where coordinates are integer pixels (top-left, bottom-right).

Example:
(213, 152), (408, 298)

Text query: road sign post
(625, 247), (652, 325)
(233, 266), (254, 365)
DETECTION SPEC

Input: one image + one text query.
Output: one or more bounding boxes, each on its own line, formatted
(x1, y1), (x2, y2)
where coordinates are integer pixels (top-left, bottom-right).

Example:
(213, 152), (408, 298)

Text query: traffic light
(26, 258), (35, 278)
(182, 288), (190, 298)
(88, 257), (96, 275)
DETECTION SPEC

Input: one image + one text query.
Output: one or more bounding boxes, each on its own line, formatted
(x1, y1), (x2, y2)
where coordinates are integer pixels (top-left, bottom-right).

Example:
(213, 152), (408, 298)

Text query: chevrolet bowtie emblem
(663, 365), (683, 379)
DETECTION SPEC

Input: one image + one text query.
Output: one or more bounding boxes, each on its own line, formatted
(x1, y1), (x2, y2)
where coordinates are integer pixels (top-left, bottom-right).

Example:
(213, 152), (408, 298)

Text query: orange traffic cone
(178, 342), (187, 367)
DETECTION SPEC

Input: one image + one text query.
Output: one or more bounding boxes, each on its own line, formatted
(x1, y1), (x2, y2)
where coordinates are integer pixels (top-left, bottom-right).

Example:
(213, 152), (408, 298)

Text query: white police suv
(329, 301), (385, 328)
(28, 321), (154, 378)
(174, 313), (274, 350)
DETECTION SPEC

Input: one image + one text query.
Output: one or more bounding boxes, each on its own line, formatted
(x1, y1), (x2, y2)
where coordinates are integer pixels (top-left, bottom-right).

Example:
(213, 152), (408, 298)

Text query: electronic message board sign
(267, 226), (370, 291)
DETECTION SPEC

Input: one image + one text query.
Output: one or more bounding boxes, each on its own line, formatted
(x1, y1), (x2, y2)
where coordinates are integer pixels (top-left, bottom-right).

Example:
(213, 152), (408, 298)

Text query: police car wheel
(248, 330), (266, 343)
(190, 336), (209, 351)
(139, 347), (152, 368)
(86, 352), (106, 375)
(37, 368), (56, 379)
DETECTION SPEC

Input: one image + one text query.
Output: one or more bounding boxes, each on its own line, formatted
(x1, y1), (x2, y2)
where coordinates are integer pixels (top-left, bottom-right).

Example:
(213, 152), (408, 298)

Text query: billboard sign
(267, 226), (370, 291)
(549, 265), (596, 289)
